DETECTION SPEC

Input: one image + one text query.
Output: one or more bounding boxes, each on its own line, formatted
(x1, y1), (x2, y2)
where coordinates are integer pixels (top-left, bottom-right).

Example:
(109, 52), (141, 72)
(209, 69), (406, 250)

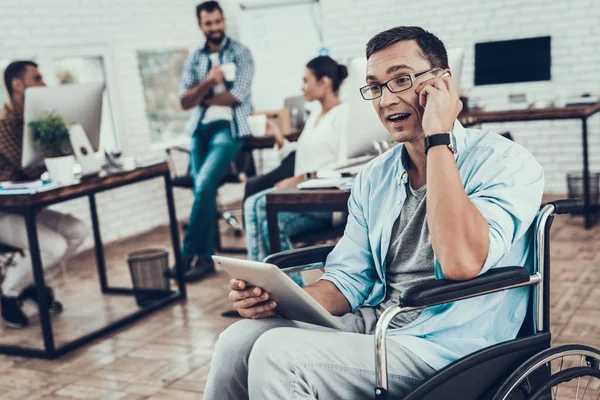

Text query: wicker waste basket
(126, 248), (171, 307)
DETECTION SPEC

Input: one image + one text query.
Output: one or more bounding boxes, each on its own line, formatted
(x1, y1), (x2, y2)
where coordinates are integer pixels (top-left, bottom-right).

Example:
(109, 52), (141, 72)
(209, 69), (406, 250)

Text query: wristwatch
(424, 132), (456, 155)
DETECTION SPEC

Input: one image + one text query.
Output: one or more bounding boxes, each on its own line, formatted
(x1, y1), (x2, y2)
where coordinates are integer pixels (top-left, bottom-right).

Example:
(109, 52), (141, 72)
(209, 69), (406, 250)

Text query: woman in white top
(244, 56), (348, 286)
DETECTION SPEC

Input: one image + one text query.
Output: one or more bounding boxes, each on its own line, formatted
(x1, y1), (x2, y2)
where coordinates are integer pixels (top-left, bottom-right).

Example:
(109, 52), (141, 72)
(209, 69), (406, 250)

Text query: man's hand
(228, 279), (277, 319)
(206, 65), (225, 85)
(415, 71), (462, 135)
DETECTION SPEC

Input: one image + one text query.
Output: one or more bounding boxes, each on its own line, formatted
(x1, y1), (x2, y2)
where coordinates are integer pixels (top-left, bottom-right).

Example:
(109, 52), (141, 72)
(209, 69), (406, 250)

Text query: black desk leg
(24, 209), (55, 355)
(89, 194), (108, 291)
(164, 174), (186, 298)
(582, 118), (592, 228)
(266, 203), (281, 255)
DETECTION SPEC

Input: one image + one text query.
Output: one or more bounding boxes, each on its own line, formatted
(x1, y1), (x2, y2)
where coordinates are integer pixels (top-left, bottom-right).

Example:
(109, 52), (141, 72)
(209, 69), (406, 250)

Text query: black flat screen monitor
(475, 36), (551, 86)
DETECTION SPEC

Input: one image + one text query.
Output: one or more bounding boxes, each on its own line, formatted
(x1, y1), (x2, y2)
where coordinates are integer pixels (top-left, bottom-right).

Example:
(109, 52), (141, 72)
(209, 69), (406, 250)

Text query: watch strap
(424, 133), (451, 155)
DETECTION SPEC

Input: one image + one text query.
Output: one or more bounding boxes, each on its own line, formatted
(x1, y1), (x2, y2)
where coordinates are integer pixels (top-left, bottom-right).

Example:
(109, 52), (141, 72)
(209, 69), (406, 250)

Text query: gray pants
(203, 308), (435, 399)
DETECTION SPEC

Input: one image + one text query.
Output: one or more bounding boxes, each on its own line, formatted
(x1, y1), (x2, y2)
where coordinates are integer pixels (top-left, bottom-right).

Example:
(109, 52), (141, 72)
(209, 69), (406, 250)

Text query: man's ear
(11, 78), (24, 95)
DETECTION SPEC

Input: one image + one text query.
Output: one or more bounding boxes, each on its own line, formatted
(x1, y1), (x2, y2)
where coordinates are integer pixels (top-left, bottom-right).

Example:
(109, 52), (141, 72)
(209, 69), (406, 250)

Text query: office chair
(265, 199), (600, 399)
(165, 145), (256, 253)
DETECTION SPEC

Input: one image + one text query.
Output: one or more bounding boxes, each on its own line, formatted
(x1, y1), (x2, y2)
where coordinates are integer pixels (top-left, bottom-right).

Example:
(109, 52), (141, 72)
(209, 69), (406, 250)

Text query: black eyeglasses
(359, 68), (439, 100)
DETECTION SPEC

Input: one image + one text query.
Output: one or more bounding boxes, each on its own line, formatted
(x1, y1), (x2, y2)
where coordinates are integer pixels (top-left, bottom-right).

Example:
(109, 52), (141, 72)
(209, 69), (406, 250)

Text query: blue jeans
(244, 187), (332, 286)
(182, 120), (244, 260)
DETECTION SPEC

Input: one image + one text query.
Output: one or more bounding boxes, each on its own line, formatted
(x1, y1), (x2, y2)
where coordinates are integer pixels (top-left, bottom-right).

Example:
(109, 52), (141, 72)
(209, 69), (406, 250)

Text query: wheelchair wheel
(493, 344), (600, 400)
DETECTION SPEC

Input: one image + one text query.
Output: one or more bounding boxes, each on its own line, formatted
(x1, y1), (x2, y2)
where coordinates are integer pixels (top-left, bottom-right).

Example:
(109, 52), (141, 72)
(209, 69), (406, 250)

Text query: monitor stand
(69, 124), (101, 176)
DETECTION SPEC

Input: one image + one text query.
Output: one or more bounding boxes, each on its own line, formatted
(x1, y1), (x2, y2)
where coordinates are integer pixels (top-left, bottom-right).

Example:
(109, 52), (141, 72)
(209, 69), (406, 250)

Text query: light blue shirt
(321, 121), (545, 371)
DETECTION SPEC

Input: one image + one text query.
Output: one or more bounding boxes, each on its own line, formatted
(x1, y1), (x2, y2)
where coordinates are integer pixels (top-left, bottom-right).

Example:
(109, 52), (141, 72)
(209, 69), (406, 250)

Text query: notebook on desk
(0, 180), (60, 195)
(297, 177), (354, 191)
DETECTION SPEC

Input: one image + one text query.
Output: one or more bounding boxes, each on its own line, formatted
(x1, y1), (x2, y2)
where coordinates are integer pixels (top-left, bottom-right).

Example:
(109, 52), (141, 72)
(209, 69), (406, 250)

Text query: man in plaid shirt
(176, 1), (254, 281)
(0, 61), (88, 328)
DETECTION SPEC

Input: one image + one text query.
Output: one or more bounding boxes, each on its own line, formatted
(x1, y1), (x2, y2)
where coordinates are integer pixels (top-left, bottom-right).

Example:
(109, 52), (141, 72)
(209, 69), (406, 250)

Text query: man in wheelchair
(203, 26), (545, 399)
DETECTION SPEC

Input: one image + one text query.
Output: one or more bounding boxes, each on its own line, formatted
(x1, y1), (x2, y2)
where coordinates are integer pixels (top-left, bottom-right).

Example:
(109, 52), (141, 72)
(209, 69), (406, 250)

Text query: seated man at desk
(203, 26), (544, 399)
(0, 61), (88, 328)
(244, 55), (348, 286)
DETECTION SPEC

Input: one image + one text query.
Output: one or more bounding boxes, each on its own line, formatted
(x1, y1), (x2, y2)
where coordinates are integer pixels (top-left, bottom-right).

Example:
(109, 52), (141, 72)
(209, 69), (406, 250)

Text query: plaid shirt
(179, 36), (254, 139)
(0, 102), (45, 182)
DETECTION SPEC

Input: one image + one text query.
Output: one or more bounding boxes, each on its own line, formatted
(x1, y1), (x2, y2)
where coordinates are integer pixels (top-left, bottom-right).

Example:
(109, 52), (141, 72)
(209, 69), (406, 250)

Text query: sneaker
(19, 286), (64, 314)
(168, 257), (215, 283)
(1, 296), (29, 328)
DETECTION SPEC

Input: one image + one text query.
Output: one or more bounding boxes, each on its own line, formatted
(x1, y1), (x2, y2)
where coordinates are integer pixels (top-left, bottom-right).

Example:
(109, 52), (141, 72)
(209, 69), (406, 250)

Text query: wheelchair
(265, 199), (600, 399)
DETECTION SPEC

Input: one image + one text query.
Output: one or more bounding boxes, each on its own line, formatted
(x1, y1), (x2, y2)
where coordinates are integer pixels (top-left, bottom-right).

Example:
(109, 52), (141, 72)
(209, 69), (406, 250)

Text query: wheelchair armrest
(401, 267), (531, 308)
(548, 199), (583, 215)
(263, 244), (335, 269)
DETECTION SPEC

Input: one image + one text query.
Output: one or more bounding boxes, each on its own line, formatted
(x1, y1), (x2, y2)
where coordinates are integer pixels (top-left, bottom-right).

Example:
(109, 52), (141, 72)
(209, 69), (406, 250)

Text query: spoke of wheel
(576, 355), (584, 400)
(526, 375), (532, 392)
(580, 376), (592, 400)
(553, 357), (565, 398)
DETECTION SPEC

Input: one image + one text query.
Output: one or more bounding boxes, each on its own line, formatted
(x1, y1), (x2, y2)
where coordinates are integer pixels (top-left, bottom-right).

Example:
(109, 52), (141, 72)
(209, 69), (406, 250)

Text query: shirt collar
(396, 119), (466, 183)
(201, 36), (230, 54)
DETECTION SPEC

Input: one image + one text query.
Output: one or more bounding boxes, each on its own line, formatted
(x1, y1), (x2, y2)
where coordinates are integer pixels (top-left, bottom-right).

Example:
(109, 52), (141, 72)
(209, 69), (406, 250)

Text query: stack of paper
(297, 177), (354, 191)
(0, 180), (60, 195)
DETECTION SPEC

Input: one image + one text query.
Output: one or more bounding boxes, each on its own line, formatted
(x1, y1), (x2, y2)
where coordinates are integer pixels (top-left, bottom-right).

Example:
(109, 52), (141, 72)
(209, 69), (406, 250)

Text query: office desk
(265, 187), (350, 254)
(459, 103), (600, 228)
(0, 161), (185, 359)
(243, 132), (300, 150)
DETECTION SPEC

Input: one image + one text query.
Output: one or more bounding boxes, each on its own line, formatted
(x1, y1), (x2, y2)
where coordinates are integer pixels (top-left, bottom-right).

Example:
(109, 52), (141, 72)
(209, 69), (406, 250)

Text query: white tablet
(213, 256), (344, 330)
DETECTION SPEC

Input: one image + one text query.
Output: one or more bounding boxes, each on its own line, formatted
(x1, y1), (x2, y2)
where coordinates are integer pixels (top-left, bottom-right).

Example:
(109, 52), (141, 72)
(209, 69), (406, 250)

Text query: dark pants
(243, 151), (296, 202)
(182, 120), (244, 260)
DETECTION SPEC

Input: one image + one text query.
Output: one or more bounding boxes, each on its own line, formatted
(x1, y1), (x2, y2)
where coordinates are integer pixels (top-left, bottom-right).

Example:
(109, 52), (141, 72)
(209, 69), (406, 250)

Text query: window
(37, 46), (123, 153)
(137, 49), (189, 144)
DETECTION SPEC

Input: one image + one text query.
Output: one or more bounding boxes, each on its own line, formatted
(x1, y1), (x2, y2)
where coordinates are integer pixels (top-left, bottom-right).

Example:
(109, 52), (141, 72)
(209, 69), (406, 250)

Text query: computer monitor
(447, 47), (464, 95)
(339, 49), (465, 160)
(474, 36), (551, 86)
(283, 95), (306, 132)
(22, 82), (104, 169)
(339, 57), (390, 160)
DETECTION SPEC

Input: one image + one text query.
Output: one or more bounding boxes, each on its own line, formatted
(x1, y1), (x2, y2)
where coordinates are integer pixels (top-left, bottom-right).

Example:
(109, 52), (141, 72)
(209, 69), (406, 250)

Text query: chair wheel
(493, 344), (600, 400)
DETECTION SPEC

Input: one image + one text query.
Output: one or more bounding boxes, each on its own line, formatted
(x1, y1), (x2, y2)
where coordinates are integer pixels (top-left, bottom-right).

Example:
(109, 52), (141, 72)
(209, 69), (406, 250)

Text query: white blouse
(278, 103), (347, 175)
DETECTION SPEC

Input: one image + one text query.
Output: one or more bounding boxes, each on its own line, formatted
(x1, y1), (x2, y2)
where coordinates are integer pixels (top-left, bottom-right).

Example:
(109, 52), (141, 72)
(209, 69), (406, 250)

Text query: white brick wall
(0, 0), (243, 250)
(0, 0), (598, 250)
(316, 0), (600, 194)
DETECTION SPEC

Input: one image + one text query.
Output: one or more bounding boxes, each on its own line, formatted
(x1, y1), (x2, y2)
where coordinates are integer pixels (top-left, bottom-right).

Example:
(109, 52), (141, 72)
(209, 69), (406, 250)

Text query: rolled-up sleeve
(320, 171), (378, 311)
(230, 46), (254, 103)
(463, 147), (544, 276)
(178, 52), (199, 99)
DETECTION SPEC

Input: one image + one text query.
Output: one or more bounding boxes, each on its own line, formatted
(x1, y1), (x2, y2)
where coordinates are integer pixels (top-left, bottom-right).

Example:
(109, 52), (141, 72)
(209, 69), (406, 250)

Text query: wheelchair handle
(547, 199), (583, 215)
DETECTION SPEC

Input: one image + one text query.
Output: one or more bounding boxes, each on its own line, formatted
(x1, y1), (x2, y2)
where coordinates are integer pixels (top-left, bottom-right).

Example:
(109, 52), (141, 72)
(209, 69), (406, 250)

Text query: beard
(206, 30), (224, 45)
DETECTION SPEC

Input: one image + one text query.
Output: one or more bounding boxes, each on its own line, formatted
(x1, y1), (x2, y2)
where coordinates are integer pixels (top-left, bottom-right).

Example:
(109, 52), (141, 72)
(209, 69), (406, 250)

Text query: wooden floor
(0, 210), (600, 399)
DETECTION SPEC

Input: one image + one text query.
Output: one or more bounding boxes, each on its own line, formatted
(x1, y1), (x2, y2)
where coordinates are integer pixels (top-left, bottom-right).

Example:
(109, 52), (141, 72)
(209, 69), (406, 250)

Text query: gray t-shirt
(375, 180), (435, 329)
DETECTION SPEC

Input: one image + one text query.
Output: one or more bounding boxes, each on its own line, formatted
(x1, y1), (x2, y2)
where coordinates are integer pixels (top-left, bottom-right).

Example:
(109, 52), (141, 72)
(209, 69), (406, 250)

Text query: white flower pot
(44, 155), (75, 184)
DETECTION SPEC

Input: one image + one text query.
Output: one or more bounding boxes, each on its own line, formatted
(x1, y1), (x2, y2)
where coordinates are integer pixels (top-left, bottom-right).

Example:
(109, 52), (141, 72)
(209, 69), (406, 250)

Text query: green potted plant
(28, 112), (75, 183)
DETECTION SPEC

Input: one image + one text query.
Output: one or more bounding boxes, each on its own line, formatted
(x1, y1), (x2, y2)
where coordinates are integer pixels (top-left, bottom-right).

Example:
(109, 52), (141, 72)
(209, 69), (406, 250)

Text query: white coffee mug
(248, 114), (267, 136)
(221, 63), (236, 82)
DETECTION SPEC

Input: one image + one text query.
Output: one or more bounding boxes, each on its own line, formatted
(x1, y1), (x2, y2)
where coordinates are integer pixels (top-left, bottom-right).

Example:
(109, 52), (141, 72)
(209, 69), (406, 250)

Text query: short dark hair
(196, 1), (223, 21)
(306, 56), (348, 93)
(366, 26), (449, 69)
(3, 60), (38, 99)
